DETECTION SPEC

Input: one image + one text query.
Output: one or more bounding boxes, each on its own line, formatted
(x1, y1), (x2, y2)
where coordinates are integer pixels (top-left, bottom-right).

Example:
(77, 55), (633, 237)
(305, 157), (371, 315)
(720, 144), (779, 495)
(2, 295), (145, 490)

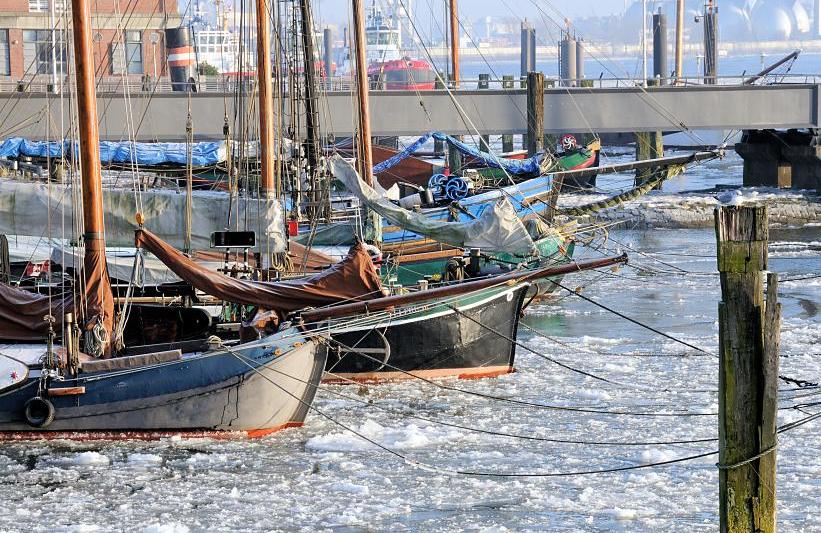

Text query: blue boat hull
(0, 329), (326, 437)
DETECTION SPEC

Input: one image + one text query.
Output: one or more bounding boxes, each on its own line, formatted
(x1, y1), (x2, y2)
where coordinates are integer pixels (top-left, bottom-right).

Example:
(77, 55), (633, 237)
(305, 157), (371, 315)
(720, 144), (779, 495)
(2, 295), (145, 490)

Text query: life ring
(24, 397), (55, 428)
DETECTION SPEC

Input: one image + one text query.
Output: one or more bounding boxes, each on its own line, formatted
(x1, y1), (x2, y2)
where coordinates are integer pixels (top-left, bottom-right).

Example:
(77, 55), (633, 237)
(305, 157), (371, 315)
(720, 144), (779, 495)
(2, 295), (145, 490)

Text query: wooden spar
(446, 0), (462, 171)
(352, 0), (373, 187)
(674, 0), (684, 83)
(71, 0), (114, 343)
(549, 149), (721, 180)
(298, 253), (628, 323)
(449, 0), (459, 88)
(255, 0), (275, 195)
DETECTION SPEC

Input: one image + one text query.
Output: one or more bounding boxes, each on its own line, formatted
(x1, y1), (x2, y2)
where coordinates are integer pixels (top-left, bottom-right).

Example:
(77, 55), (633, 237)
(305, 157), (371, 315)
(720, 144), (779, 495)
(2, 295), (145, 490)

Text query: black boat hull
(324, 284), (528, 383)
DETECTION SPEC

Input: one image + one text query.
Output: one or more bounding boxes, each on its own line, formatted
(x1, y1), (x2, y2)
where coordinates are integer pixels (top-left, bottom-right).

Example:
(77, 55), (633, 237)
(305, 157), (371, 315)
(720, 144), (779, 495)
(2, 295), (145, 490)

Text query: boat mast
(352, 0), (381, 242)
(352, 0), (373, 187)
(641, 0), (647, 86)
(255, 0), (276, 195)
(674, 0), (684, 84)
(448, 0), (459, 88)
(297, 0), (327, 219)
(71, 0), (114, 353)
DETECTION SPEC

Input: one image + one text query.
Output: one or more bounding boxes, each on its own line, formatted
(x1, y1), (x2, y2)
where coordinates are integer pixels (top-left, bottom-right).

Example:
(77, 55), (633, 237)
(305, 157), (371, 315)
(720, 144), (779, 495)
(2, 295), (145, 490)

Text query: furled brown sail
(135, 229), (383, 313)
(0, 284), (72, 341)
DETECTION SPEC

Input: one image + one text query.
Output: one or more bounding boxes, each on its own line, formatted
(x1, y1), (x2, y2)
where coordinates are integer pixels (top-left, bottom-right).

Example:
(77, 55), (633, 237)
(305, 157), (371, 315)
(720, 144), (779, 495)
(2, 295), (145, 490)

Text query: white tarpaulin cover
(0, 180), (285, 252)
(51, 247), (181, 286)
(331, 155), (536, 255)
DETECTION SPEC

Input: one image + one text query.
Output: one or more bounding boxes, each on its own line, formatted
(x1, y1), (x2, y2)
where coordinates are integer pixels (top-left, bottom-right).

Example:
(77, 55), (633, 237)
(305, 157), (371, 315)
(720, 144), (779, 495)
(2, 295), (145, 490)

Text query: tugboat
(369, 58), (436, 90)
(340, 2), (436, 91)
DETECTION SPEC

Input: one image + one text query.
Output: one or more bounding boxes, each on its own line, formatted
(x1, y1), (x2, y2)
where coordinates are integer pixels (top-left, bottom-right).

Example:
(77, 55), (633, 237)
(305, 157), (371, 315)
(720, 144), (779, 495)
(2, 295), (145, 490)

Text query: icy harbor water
(0, 154), (819, 531)
(0, 226), (818, 532)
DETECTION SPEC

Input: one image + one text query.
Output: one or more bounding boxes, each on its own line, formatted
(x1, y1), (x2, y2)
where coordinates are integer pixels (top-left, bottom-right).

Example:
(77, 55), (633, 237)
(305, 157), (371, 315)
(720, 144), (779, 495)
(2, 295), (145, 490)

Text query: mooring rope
(551, 279), (717, 356)
(324, 337), (717, 417)
(221, 340), (821, 478)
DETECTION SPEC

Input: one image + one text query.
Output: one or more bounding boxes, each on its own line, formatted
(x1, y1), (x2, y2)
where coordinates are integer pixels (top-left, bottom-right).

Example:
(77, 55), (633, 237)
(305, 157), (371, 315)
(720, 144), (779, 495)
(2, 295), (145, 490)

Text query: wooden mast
(71, 0), (114, 351)
(448, 0), (459, 88)
(674, 0), (684, 83)
(352, 0), (373, 187)
(298, 0), (326, 218)
(255, 0), (275, 195)
(352, 0), (380, 242)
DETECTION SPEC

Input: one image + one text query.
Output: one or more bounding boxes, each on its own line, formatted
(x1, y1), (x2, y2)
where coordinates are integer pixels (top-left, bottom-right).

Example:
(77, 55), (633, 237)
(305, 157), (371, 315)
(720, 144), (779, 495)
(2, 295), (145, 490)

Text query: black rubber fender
(24, 397), (55, 428)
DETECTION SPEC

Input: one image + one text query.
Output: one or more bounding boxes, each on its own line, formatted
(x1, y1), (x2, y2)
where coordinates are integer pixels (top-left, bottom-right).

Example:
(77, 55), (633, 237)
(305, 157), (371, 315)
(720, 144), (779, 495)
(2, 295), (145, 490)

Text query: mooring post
(502, 75), (514, 153)
(478, 73), (491, 152)
(715, 205), (779, 533)
(635, 81), (664, 187)
(434, 72), (446, 156)
(526, 71), (544, 157)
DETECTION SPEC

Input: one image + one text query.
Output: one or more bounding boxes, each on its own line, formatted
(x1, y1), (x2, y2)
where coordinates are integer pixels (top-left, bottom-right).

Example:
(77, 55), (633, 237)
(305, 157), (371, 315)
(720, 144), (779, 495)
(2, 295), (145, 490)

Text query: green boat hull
(381, 237), (575, 290)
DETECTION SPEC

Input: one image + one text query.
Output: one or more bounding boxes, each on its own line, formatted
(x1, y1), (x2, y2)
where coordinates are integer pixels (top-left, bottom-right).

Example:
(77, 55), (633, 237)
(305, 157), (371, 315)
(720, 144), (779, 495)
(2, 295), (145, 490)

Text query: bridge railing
(1, 73), (819, 94)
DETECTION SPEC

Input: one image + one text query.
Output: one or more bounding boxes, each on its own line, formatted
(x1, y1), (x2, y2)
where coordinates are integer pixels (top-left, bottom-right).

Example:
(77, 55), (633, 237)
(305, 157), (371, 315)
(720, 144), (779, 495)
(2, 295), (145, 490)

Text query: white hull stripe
(168, 54), (196, 66)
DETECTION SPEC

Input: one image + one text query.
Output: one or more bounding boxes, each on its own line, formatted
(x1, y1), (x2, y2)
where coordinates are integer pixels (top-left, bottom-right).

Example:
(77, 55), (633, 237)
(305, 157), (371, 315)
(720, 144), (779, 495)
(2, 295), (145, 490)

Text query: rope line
(325, 337), (717, 417)
(552, 279), (717, 357)
(716, 443), (778, 470)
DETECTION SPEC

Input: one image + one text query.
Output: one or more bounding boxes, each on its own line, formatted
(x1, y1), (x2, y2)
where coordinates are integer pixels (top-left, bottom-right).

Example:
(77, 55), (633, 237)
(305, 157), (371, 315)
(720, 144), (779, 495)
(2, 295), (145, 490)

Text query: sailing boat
(135, 224), (626, 383)
(0, 0), (326, 439)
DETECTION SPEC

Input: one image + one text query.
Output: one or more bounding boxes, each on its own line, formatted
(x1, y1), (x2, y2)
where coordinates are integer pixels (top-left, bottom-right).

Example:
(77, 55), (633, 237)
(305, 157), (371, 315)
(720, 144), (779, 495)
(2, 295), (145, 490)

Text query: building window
(23, 29), (67, 76)
(111, 31), (143, 74)
(0, 31), (9, 76)
(28, 0), (49, 12)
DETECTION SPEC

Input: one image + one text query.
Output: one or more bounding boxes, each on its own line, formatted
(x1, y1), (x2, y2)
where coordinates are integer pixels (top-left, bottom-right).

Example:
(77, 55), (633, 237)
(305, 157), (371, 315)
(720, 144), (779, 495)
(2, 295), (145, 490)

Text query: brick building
(0, 0), (182, 80)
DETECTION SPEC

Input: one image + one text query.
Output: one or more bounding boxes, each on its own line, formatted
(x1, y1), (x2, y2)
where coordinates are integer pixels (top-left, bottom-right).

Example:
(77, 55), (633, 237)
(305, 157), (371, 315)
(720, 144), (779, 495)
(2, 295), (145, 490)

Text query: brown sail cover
(0, 284), (73, 341)
(84, 243), (115, 345)
(135, 229), (383, 313)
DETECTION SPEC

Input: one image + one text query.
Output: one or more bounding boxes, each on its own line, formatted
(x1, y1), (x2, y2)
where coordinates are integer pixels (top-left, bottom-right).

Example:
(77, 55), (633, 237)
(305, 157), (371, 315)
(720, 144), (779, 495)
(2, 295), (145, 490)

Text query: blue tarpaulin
(0, 137), (227, 167)
(371, 132), (544, 176)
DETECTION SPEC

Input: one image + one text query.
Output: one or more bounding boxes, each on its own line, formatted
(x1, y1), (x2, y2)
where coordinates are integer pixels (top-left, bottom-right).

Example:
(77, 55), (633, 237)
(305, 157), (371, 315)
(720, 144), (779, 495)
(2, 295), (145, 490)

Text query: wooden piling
(478, 74), (491, 152)
(635, 80), (665, 187)
(526, 71), (544, 157)
(634, 130), (664, 186)
(502, 75), (514, 153)
(434, 72), (446, 156)
(715, 205), (778, 533)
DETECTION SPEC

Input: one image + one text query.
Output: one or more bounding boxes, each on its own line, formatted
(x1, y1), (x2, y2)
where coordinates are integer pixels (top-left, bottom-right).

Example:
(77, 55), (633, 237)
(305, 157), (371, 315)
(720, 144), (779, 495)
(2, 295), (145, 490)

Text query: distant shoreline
(423, 39), (821, 62)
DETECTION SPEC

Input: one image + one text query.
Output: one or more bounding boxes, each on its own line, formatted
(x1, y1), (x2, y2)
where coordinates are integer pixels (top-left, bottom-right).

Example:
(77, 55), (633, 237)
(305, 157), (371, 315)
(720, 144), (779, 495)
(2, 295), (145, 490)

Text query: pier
(3, 80), (819, 138)
(2, 79), (821, 190)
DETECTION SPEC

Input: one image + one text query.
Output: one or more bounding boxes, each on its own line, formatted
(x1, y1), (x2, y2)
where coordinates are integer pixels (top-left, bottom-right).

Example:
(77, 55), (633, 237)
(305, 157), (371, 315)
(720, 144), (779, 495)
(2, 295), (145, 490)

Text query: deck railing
(2, 72), (819, 95)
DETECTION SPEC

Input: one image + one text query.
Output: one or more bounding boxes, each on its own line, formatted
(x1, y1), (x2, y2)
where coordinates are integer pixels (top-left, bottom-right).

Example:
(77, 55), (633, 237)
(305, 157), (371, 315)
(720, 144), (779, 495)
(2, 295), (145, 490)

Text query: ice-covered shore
(560, 188), (820, 229)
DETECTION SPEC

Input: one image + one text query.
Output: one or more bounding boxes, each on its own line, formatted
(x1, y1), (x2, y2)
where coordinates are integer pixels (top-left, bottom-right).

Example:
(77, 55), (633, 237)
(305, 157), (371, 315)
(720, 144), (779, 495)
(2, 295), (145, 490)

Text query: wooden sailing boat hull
(323, 283), (528, 383)
(0, 330), (326, 439)
(383, 235), (573, 288)
(380, 175), (553, 248)
(372, 144), (439, 189)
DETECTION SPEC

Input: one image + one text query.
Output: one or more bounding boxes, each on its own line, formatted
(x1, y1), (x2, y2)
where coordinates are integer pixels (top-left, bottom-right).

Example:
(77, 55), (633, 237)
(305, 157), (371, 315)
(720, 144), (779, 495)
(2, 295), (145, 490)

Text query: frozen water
(0, 186), (818, 530)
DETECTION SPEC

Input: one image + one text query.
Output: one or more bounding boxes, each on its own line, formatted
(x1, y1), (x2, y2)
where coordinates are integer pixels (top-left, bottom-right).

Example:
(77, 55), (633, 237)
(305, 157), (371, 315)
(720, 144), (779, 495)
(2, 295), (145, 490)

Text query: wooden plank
(48, 387), (86, 396)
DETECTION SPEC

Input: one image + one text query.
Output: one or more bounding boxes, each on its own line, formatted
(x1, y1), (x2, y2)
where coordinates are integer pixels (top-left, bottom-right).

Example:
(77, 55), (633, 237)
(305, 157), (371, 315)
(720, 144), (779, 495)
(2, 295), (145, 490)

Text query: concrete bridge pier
(735, 129), (821, 190)
(781, 145), (821, 191)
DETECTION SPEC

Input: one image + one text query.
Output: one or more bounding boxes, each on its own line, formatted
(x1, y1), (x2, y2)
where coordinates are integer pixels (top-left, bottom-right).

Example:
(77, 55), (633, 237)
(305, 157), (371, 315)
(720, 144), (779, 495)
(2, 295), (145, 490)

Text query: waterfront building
(0, 0), (182, 81)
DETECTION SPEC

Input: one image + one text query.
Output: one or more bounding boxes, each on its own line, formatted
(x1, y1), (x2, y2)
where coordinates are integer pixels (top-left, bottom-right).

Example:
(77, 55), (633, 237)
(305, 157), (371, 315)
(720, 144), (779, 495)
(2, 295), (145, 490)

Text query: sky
(312, 0), (628, 26)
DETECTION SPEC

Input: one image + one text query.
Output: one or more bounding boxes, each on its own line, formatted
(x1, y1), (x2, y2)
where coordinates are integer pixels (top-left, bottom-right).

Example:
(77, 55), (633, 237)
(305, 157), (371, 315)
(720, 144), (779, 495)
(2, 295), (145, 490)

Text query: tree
(198, 61), (219, 76)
